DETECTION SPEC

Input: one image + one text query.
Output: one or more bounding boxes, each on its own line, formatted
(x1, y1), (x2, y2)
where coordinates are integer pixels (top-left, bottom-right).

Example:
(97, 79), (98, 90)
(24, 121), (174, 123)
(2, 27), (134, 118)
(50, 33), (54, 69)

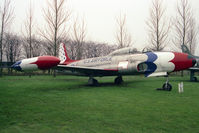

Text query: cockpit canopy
(109, 47), (140, 56)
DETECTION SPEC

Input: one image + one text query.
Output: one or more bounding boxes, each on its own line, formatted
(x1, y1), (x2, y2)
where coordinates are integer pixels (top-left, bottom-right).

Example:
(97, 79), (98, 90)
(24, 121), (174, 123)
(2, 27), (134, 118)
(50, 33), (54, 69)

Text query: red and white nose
(170, 52), (196, 71)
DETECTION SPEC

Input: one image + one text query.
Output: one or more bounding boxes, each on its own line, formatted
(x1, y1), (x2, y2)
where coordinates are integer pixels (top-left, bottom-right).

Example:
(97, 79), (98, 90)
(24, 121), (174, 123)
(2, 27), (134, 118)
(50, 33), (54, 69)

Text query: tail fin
(181, 44), (192, 55)
(59, 43), (77, 65)
(181, 44), (199, 67)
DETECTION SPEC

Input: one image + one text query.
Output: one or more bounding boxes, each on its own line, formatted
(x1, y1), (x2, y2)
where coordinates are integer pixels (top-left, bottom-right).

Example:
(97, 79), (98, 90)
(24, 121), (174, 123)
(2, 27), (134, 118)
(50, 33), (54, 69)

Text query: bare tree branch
(173, 0), (198, 54)
(72, 17), (87, 60)
(146, 0), (170, 51)
(22, 0), (34, 58)
(0, 0), (14, 75)
(39, 0), (70, 56)
(4, 33), (21, 63)
(115, 13), (133, 49)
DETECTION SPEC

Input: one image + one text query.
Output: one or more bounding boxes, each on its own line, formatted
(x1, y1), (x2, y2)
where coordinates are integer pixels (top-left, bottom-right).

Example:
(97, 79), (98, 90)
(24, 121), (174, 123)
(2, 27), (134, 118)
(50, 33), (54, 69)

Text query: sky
(2, 0), (199, 52)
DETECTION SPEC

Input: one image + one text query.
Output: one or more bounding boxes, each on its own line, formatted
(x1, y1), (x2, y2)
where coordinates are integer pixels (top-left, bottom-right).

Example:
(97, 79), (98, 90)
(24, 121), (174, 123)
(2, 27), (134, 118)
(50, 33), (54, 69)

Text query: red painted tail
(59, 43), (77, 65)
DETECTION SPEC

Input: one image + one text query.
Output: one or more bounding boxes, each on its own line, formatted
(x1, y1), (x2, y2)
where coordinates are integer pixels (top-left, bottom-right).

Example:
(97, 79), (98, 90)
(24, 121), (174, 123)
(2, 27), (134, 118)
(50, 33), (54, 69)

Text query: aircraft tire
(192, 77), (197, 82)
(162, 83), (172, 91)
(114, 76), (123, 85)
(88, 78), (99, 86)
(93, 79), (99, 86)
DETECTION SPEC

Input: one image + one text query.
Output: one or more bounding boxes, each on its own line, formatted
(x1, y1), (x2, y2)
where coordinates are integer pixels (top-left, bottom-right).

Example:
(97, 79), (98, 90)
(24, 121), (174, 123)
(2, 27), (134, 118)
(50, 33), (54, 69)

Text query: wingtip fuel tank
(11, 56), (60, 71)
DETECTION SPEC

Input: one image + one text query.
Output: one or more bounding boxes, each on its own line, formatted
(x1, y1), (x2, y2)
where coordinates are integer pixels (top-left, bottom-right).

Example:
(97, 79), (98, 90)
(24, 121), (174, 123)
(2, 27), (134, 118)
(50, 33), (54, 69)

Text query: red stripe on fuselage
(104, 69), (118, 71)
(60, 60), (78, 65)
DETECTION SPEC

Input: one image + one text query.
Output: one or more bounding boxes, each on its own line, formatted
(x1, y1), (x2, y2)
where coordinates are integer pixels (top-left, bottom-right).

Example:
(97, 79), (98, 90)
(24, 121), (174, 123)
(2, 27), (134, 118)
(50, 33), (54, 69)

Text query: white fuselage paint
(68, 54), (148, 74)
(67, 52), (179, 77)
(154, 52), (175, 73)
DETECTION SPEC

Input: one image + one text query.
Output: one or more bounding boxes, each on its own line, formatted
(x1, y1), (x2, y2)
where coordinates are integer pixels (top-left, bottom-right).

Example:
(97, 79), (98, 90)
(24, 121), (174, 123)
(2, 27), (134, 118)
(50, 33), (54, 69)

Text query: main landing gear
(157, 76), (172, 91)
(88, 77), (99, 86)
(190, 70), (198, 82)
(114, 76), (123, 85)
(88, 76), (124, 86)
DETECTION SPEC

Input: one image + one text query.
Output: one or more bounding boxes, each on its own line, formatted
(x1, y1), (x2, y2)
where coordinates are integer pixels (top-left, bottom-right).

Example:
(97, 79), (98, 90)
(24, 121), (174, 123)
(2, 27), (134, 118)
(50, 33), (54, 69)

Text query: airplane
(11, 43), (196, 91)
(181, 44), (199, 82)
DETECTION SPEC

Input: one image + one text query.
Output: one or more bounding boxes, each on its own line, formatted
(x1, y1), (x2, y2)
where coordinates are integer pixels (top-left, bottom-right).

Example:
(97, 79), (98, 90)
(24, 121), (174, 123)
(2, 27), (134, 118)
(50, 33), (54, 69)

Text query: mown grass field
(0, 75), (199, 133)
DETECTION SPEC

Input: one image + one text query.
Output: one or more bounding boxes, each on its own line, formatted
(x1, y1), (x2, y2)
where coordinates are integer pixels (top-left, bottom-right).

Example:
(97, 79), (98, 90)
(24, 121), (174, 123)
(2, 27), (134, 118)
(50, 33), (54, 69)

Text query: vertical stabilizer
(59, 43), (76, 65)
(181, 44), (191, 55)
(181, 44), (199, 67)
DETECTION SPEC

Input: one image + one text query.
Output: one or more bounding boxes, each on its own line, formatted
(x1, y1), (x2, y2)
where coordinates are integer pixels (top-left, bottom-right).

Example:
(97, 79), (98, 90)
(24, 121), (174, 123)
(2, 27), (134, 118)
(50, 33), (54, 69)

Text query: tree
(22, 0), (34, 58)
(146, 0), (170, 51)
(115, 13), (132, 49)
(4, 33), (21, 63)
(72, 17), (87, 60)
(40, 0), (70, 57)
(83, 41), (114, 58)
(31, 37), (42, 57)
(187, 18), (198, 54)
(60, 40), (115, 60)
(22, 36), (42, 58)
(174, 0), (198, 54)
(4, 33), (21, 74)
(173, 0), (197, 77)
(65, 40), (76, 60)
(0, 0), (14, 75)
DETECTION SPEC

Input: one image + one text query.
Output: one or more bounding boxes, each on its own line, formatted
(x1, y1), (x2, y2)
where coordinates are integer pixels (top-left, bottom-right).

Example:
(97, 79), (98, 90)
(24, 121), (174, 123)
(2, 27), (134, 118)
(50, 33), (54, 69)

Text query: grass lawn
(0, 75), (199, 133)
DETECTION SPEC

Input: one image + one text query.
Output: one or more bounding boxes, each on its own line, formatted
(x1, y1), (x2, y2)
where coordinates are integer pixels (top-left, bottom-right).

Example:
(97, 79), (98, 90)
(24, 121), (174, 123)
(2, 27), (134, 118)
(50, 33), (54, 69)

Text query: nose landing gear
(157, 76), (172, 91)
(162, 76), (172, 91)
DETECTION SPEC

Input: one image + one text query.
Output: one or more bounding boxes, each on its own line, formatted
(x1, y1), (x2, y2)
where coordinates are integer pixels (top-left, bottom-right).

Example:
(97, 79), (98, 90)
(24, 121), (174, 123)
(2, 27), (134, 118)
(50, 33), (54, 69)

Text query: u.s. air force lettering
(84, 57), (112, 64)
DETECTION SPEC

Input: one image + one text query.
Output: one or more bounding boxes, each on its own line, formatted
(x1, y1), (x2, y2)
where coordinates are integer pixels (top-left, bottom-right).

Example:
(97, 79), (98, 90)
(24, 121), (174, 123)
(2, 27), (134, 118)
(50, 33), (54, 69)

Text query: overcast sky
(2, 0), (199, 52)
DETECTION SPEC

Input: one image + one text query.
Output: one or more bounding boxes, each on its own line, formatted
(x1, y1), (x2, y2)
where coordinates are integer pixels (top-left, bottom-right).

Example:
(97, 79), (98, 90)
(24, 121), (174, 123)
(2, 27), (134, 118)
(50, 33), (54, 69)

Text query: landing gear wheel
(162, 83), (172, 91)
(114, 76), (123, 85)
(191, 77), (197, 82)
(88, 78), (99, 86)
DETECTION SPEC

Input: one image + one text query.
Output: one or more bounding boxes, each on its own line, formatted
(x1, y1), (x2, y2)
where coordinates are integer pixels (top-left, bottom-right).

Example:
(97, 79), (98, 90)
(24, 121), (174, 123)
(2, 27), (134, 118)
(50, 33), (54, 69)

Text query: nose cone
(170, 52), (196, 71)
(11, 61), (22, 71)
(31, 56), (60, 70)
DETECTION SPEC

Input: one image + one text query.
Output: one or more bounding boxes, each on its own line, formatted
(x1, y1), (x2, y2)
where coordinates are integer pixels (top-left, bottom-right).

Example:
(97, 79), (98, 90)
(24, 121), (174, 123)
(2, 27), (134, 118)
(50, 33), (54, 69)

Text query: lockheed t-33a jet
(12, 43), (196, 91)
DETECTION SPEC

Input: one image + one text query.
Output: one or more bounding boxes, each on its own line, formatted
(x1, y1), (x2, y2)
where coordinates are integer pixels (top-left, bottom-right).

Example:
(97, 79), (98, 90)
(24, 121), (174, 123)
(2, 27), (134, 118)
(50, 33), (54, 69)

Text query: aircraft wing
(147, 72), (167, 77)
(56, 65), (119, 77)
(189, 67), (199, 71)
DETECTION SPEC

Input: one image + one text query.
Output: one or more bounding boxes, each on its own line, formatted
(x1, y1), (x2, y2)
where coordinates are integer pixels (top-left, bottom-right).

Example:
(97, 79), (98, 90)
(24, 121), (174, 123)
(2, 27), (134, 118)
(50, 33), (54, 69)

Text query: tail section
(59, 43), (77, 65)
(181, 44), (192, 55)
(181, 44), (199, 67)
